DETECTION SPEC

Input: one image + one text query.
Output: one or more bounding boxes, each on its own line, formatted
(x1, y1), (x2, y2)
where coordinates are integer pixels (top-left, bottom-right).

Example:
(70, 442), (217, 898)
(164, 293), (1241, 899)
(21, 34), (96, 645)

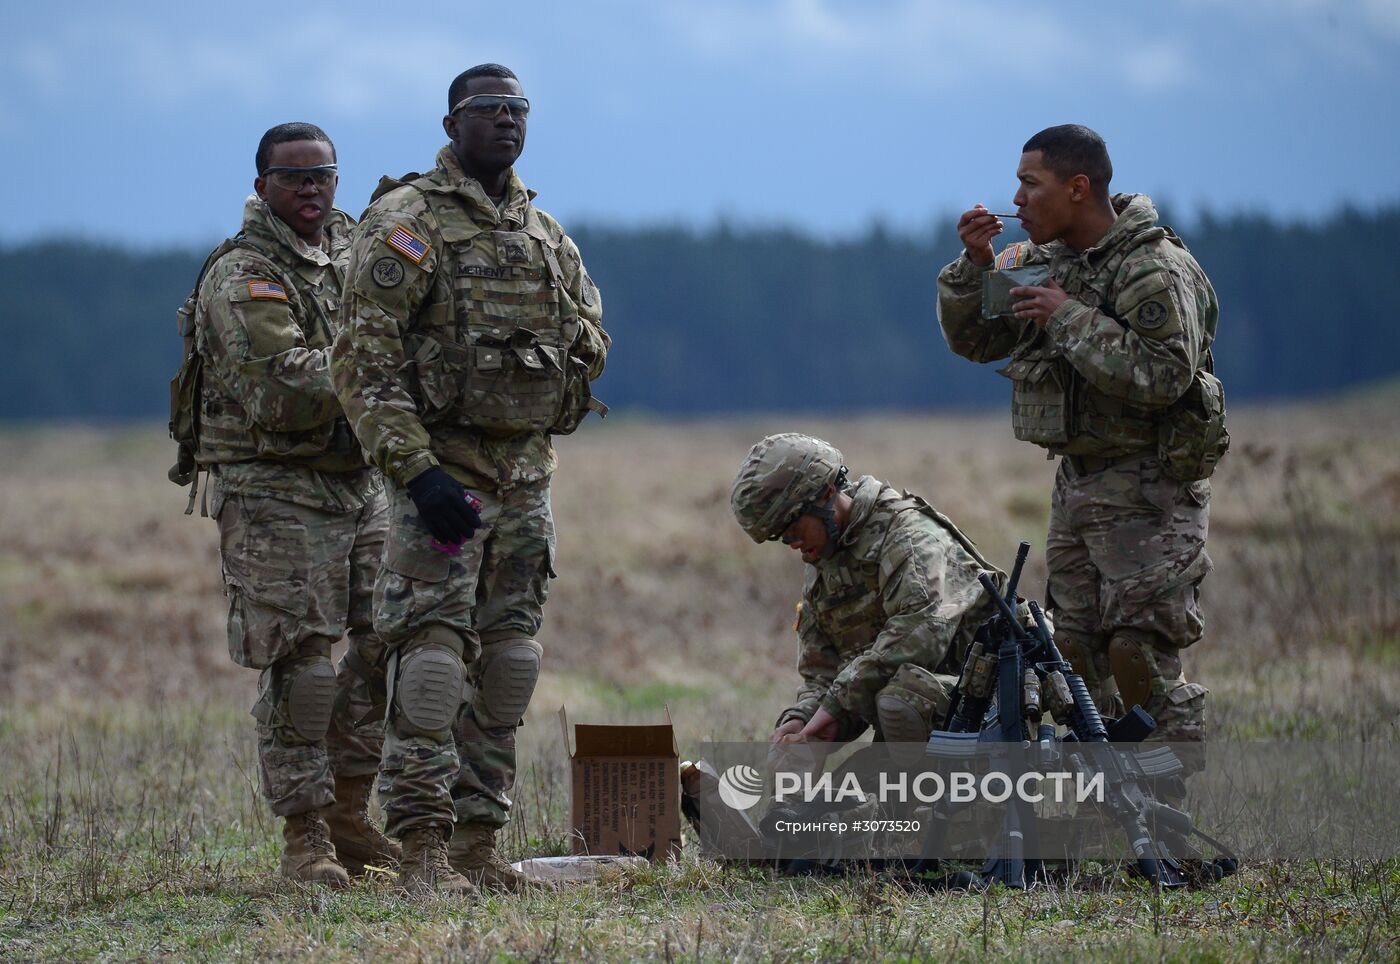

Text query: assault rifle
(919, 542), (1236, 889)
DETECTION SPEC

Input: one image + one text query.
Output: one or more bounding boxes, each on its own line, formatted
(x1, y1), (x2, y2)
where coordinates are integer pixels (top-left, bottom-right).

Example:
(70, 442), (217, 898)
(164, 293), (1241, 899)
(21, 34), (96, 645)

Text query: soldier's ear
(443, 113), (458, 141)
(254, 176), (268, 202)
(1069, 173), (1092, 203)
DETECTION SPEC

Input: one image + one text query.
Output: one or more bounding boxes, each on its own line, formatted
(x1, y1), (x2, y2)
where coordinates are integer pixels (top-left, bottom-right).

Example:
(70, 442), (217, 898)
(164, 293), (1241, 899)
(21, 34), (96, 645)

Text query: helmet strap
(807, 487), (844, 559)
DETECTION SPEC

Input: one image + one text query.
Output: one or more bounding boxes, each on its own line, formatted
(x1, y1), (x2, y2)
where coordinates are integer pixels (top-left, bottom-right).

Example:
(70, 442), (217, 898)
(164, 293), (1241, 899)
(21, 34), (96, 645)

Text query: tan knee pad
(876, 664), (953, 743)
(284, 657), (338, 742)
(473, 637), (543, 728)
(876, 694), (928, 745)
(255, 654), (338, 743)
(1056, 636), (1090, 680)
(253, 636), (337, 743)
(393, 629), (466, 737)
(1108, 634), (1157, 713)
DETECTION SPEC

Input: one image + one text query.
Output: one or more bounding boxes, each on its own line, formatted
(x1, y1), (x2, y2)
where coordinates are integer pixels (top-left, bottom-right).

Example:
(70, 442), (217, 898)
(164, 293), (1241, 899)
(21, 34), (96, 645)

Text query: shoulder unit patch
(1136, 300), (1169, 329)
(371, 257), (405, 288)
(384, 225), (429, 264)
(247, 280), (288, 300)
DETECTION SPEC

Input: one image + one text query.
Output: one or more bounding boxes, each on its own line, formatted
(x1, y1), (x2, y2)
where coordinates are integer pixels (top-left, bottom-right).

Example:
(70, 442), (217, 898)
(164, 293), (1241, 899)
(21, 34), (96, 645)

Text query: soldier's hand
(799, 707), (840, 743)
(771, 719), (805, 744)
(1010, 279), (1069, 328)
(406, 467), (483, 547)
(957, 205), (1004, 267)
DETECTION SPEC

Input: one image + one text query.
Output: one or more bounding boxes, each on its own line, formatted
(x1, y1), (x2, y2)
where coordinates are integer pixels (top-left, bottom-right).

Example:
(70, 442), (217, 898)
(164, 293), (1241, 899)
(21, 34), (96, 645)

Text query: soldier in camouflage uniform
(731, 435), (1003, 751)
(937, 125), (1221, 743)
(190, 123), (398, 886)
(332, 65), (609, 895)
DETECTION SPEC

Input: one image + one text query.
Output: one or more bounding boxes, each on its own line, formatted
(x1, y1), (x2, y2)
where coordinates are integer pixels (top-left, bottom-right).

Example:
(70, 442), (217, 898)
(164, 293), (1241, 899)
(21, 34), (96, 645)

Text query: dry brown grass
(1, 398), (1398, 959)
(4, 400), (1395, 738)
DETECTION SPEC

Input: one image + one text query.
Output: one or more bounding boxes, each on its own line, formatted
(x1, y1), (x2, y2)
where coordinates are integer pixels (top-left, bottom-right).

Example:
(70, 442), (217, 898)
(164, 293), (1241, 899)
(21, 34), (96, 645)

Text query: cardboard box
(558, 706), (682, 862)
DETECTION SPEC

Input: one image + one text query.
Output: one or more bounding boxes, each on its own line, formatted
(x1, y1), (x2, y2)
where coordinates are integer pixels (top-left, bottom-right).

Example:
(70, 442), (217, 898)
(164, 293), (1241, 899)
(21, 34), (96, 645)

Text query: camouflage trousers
(373, 474), (554, 839)
(214, 485), (390, 816)
(1045, 455), (1211, 742)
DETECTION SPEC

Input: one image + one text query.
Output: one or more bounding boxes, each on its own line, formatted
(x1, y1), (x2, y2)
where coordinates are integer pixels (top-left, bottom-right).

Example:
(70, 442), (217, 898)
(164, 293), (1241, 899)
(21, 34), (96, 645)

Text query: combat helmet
(731, 434), (848, 549)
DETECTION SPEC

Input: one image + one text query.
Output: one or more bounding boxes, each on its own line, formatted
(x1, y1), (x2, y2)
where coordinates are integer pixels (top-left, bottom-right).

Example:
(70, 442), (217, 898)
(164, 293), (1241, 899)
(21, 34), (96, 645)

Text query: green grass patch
(3, 703), (1399, 960)
(594, 679), (714, 714)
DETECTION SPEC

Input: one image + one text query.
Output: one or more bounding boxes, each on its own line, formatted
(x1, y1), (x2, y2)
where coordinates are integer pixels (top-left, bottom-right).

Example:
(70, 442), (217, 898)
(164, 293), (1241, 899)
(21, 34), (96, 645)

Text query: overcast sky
(4, 0), (1398, 245)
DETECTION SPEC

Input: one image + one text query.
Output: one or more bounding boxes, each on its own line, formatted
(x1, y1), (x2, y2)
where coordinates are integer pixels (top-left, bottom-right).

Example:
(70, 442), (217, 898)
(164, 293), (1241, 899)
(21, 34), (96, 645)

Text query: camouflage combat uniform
(937, 193), (1217, 741)
(778, 476), (1003, 742)
(195, 196), (389, 817)
(331, 146), (609, 840)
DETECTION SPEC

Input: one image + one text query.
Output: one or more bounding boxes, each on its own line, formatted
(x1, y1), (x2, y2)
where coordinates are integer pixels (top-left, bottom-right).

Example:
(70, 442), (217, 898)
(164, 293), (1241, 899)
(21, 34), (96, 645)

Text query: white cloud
(1183, 0), (1400, 72)
(1117, 40), (1193, 94)
(660, 0), (1194, 94)
(13, 43), (63, 96)
(1197, 0), (1400, 38)
(2, 13), (510, 117)
(1359, 0), (1400, 38)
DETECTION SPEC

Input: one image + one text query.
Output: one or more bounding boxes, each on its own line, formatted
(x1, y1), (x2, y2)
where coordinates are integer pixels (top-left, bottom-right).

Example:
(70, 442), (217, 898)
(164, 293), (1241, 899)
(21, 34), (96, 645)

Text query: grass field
(2, 398), (1399, 960)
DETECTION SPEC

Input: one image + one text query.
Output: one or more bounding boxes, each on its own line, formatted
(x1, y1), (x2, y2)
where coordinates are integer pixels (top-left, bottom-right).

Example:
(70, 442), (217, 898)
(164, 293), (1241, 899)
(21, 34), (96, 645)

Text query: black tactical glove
(406, 467), (483, 547)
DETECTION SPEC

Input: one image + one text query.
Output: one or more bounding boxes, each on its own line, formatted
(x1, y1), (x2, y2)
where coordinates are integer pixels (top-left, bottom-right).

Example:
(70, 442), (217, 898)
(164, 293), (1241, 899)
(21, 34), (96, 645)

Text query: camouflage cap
(730, 434), (845, 543)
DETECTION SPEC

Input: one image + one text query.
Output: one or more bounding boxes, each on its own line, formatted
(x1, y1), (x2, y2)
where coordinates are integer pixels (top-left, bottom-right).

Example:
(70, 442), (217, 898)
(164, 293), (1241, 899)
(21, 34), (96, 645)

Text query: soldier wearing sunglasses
(333, 65), (609, 895)
(182, 122), (398, 887)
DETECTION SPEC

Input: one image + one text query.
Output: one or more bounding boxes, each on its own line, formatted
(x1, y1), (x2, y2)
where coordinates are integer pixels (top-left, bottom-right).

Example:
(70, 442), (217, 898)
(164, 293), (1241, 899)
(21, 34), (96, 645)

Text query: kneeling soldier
(731, 434), (1003, 750)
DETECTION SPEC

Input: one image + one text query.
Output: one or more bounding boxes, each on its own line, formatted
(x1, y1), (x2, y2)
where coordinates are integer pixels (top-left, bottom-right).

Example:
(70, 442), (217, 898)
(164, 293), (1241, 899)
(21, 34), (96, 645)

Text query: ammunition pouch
(198, 392), (361, 468)
(409, 331), (575, 437)
(998, 349), (1073, 447)
(550, 355), (608, 436)
(999, 348), (1169, 455)
(1157, 368), (1229, 482)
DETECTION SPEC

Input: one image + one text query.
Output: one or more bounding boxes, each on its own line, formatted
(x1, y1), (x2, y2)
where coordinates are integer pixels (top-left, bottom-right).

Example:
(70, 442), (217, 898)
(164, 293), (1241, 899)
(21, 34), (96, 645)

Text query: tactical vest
(171, 236), (359, 513)
(996, 231), (1187, 456)
(808, 491), (998, 669)
(403, 179), (583, 438)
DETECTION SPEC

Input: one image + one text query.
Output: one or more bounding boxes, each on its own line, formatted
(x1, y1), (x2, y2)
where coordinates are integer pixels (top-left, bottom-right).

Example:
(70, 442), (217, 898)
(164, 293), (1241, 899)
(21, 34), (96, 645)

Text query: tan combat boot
(399, 827), (479, 897)
(448, 822), (532, 892)
(280, 810), (350, 888)
(324, 773), (401, 876)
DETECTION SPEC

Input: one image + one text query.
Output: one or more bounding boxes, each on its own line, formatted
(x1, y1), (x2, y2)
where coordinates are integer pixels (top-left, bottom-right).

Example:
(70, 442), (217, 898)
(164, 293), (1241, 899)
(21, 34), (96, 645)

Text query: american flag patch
(385, 226), (429, 264)
(994, 243), (1027, 270)
(247, 280), (288, 300)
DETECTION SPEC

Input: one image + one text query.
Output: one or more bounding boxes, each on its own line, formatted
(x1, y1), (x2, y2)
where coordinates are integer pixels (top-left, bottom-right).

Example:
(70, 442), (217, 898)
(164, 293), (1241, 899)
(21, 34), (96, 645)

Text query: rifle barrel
(1027, 601), (1057, 650)
(978, 572), (1024, 630)
(1005, 541), (1031, 602)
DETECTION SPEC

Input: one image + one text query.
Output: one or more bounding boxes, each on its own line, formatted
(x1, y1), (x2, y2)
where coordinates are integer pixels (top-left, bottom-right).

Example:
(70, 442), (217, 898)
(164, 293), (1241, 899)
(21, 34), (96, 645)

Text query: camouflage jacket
(779, 476), (1002, 728)
(196, 197), (379, 513)
(331, 146), (609, 492)
(937, 194), (1219, 458)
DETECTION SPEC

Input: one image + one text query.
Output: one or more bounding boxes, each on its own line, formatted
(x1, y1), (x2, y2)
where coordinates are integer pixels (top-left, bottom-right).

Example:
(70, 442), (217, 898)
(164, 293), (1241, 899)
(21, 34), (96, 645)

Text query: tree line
(2, 204), (1396, 420)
